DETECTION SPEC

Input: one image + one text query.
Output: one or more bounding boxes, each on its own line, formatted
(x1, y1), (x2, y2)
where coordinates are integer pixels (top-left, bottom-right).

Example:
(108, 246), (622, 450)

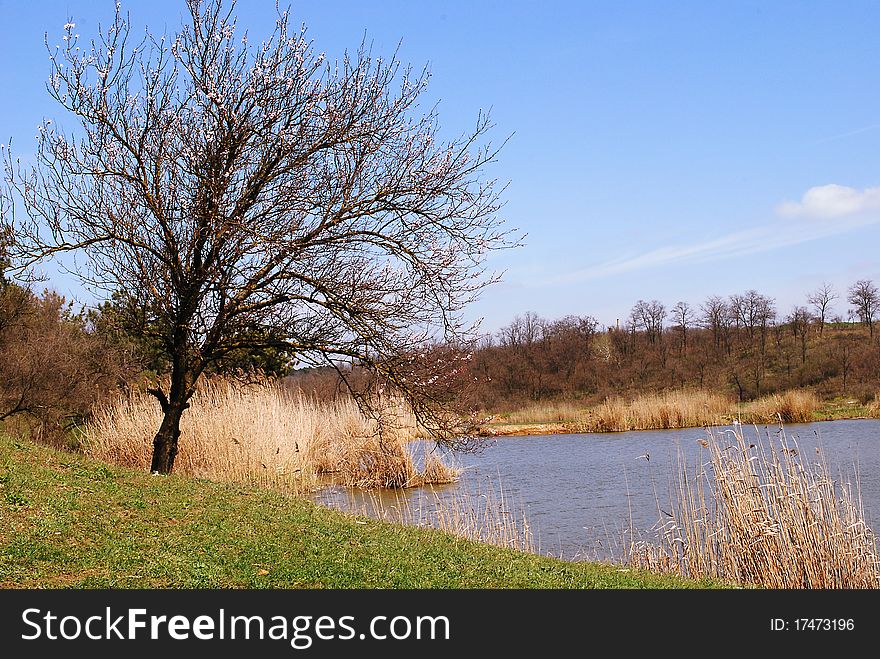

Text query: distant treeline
(461, 281), (880, 410)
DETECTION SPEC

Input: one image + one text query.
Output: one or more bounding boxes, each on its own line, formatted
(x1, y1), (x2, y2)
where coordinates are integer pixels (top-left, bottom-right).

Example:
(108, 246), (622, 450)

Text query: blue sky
(2, 0), (879, 332)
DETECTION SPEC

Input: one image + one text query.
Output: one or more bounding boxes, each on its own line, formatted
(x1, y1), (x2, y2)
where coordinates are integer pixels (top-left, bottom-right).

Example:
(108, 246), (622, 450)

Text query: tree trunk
(148, 364), (191, 475)
(148, 331), (194, 474)
(150, 402), (188, 474)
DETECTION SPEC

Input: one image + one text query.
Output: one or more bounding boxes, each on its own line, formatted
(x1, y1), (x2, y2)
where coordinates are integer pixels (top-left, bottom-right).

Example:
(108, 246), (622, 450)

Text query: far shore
(477, 413), (874, 437)
(475, 392), (877, 437)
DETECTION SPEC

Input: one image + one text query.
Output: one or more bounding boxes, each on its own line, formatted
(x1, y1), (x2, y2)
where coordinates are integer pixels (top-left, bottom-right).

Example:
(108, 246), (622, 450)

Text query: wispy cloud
(544, 184), (880, 286)
(809, 123), (880, 146)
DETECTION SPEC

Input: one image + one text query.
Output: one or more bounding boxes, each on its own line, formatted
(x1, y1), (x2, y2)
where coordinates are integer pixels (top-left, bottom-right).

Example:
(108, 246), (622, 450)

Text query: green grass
(812, 397), (873, 422)
(0, 434), (723, 589)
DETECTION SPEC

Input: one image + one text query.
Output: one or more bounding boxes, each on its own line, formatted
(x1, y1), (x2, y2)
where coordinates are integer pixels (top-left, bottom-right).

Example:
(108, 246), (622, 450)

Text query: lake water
(312, 419), (880, 561)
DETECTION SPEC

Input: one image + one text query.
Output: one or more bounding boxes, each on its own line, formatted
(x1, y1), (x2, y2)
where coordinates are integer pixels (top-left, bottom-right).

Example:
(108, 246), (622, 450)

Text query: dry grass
(582, 390), (731, 432)
(490, 390), (732, 433)
(866, 394), (880, 418)
(421, 453), (461, 486)
(500, 400), (591, 425)
(81, 379), (457, 492)
(739, 389), (819, 424)
(488, 388), (822, 434)
(428, 485), (534, 552)
(626, 426), (880, 588)
(337, 435), (460, 489)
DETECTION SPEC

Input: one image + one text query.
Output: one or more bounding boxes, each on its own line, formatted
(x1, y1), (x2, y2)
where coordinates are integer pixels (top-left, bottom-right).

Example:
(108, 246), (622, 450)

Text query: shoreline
(476, 408), (876, 438)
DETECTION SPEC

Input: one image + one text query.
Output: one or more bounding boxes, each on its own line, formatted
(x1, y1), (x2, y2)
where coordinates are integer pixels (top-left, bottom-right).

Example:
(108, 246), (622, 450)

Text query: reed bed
(81, 379), (457, 492)
(626, 426), (880, 588)
(427, 485), (534, 552)
(499, 400), (591, 425)
(739, 389), (819, 424)
(337, 433), (460, 489)
(583, 390), (731, 432)
(866, 394), (880, 418)
(492, 388), (822, 433)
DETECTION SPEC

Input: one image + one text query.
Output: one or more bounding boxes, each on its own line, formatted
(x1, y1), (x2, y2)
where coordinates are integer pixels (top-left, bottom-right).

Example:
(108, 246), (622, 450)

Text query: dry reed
(428, 485), (534, 552)
(493, 388), (822, 433)
(866, 394), (880, 418)
(585, 390), (731, 432)
(739, 389), (819, 424)
(627, 426), (880, 588)
(337, 434), (459, 489)
(500, 400), (592, 425)
(81, 379), (457, 492)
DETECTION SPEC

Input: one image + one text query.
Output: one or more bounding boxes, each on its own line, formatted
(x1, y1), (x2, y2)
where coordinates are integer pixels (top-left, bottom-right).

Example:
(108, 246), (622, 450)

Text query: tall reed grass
(866, 393), (880, 418)
(584, 390), (731, 432)
(739, 389), (819, 424)
(491, 388), (821, 433)
(626, 426), (880, 588)
(81, 379), (458, 492)
(499, 400), (591, 425)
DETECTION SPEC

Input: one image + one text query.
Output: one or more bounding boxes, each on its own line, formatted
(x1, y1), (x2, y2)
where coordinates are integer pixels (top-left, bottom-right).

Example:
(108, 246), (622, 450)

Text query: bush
(0, 285), (131, 445)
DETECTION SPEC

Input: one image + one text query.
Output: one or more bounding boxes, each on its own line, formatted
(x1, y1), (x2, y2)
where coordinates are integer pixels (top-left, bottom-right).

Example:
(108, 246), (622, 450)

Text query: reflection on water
(310, 419), (880, 561)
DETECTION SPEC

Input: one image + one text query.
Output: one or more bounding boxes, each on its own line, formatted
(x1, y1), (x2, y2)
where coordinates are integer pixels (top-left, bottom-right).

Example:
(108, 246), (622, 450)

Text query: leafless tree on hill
(807, 282), (837, 336)
(786, 305), (812, 364)
(848, 280), (878, 339)
(670, 300), (695, 353)
(701, 295), (729, 351)
(630, 299), (666, 345)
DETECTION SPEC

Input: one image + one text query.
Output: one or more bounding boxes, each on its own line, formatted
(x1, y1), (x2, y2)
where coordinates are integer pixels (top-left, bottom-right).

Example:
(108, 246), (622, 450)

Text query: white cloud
(776, 183), (880, 219)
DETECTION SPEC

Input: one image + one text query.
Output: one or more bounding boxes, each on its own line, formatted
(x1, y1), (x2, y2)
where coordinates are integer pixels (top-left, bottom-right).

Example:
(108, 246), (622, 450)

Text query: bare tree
(807, 282), (837, 336)
(543, 314), (598, 390)
(670, 301), (695, 353)
(728, 293), (746, 332)
(848, 280), (879, 338)
(753, 291), (776, 355)
(701, 295), (728, 351)
(2, 1), (514, 473)
(786, 305), (812, 364)
(831, 335), (854, 392)
(498, 312), (544, 350)
(630, 299), (666, 344)
(729, 290), (773, 337)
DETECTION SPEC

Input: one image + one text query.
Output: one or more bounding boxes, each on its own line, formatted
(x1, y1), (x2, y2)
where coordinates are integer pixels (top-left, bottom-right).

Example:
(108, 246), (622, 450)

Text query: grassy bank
(479, 388), (879, 436)
(0, 433), (719, 589)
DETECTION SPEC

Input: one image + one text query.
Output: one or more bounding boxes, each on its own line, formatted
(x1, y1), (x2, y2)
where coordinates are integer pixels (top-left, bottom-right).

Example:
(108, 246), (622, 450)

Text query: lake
(312, 419), (880, 561)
